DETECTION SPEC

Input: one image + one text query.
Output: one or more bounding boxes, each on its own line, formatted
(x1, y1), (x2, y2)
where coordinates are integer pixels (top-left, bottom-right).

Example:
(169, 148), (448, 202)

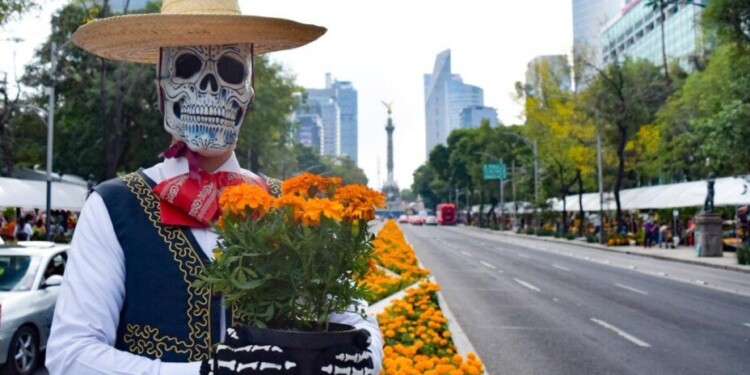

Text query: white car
(0, 241), (68, 375)
(425, 215), (438, 225)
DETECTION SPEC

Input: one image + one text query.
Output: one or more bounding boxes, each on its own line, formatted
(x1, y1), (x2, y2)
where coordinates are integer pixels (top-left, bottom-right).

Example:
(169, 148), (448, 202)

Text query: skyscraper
(424, 49), (484, 158)
(306, 89), (341, 157)
(460, 106), (501, 129)
(572, 0), (626, 64)
(332, 81), (358, 163)
(300, 75), (359, 163)
(601, 0), (706, 70)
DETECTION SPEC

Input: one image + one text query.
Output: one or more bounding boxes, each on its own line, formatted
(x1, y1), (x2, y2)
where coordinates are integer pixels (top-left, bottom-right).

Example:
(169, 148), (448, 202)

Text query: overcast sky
(0, 0), (573, 189)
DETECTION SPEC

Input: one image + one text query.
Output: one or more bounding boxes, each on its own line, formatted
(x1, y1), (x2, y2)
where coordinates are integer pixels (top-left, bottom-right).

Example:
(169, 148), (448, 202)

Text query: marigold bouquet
(199, 173), (386, 330)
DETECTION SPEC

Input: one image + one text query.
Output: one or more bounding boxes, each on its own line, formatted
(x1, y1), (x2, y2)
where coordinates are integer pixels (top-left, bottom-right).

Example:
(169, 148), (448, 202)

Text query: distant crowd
(0, 209), (78, 243)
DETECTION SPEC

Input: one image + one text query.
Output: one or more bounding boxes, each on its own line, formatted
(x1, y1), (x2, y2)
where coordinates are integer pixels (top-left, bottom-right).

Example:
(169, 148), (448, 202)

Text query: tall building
(572, 0), (626, 64)
(292, 94), (324, 153)
(525, 55), (572, 98)
(460, 106), (500, 128)
(331, 81), (358, 163)
(601, 0), (706, 70)
(424, 49), (484, 158)
(306, 89), (341, 157)
(301, 74), (359, 163)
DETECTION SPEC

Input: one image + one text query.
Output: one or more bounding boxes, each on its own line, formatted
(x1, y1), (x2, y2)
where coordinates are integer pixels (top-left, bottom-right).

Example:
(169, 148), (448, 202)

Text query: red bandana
(153, 142), (269, 227)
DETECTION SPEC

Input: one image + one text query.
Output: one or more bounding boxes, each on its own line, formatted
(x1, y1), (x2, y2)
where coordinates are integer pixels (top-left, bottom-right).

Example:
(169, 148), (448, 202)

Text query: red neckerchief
(153, 142), (269, 227)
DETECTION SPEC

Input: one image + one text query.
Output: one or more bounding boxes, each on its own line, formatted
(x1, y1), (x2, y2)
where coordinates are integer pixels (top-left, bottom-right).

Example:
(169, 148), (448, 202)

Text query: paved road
(402, 224), (750, 375)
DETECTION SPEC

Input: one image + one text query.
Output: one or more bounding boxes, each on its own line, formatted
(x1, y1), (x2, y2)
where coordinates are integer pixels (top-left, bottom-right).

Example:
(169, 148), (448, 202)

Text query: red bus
(436, 203), (456, 225)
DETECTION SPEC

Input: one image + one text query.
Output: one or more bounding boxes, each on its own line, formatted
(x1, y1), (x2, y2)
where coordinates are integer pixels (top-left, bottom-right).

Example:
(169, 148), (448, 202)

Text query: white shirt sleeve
(328, 300), (384, 375)
(45, 192), (201, 375)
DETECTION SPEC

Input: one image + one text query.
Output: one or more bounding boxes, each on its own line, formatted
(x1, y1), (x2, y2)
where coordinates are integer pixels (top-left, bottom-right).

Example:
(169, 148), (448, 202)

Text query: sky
(0, 0), (574, 189)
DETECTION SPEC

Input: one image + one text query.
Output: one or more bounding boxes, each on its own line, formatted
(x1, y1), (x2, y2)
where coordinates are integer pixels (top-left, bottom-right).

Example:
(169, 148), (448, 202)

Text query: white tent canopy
(0, 177), (89, 211)
(549, 176), (750, 212)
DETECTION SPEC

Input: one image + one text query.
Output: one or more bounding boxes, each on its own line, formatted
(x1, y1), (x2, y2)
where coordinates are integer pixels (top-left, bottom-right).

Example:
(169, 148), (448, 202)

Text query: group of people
(0, 210), (78, 242)
(642, 217), (684, 249)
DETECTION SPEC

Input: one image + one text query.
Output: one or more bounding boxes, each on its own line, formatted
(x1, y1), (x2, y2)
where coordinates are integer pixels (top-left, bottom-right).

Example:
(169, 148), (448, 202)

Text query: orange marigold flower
(274, 195), (306, 220)
(302, 198), (344, 225)
(219, 183), (275, 217)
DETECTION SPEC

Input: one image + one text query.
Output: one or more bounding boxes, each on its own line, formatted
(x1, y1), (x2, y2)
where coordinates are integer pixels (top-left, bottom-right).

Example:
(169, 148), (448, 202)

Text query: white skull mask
(157, 44), (254, 156)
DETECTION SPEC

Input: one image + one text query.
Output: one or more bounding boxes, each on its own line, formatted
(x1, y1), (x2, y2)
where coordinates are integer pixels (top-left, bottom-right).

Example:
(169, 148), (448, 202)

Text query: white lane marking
(615, 283), (649, 295)
(590, 318), (651, 348)
(657, 272), (669, 277)
(518, 253), (531, 259)
(497, 269), (504, 274)
(514, 278), (541, 292)
(553, 264), (570, 272)
(461, 250), (473, 257)
(744, 323), (750, 328)
(480, 261), (497, 270)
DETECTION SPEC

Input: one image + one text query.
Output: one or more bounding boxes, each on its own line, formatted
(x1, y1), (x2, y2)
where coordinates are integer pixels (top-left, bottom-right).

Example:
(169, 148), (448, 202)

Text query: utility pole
(45, 42), (57, 240)
(597, 132), (605, 244)
(512, 160), (516, 230)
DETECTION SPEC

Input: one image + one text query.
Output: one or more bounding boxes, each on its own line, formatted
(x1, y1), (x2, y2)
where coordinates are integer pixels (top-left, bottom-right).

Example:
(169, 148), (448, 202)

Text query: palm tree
(646, 0), (706, 87)
(646, 0), (676, 87)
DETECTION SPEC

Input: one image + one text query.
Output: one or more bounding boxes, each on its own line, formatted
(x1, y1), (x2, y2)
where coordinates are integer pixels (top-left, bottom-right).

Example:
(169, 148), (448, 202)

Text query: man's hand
(200, 327), (299, 375)
(317, 329), (375, 375)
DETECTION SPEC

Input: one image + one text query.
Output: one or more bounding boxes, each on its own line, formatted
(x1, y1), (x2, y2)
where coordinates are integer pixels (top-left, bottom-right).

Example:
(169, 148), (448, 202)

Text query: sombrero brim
(72, 14), (326, 64)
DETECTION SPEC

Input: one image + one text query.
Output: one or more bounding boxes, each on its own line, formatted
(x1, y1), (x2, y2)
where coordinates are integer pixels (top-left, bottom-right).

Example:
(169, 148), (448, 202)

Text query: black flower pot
(234, 323), (369, 375)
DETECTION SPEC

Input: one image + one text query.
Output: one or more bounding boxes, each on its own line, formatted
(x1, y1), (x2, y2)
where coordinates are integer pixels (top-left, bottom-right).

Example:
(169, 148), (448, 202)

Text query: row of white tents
(468, 176), (750, 214)
(0, 177), (89, 211)
(2, 175), (749, 215)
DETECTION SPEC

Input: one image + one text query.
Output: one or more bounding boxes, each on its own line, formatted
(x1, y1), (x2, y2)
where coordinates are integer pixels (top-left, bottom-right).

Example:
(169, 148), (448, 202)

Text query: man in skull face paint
(45, 1), (382, 374)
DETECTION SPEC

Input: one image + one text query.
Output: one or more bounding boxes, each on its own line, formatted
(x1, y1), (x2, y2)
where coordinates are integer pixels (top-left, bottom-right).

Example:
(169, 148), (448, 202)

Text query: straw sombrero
(72, 0), (326, 64)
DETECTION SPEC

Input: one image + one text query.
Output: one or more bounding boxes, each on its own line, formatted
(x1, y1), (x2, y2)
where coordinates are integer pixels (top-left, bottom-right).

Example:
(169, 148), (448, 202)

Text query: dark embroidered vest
(94, 170), (227, 362)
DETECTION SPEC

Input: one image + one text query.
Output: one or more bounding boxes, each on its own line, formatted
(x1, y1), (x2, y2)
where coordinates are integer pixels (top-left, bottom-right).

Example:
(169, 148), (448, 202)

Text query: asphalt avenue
(401, 224), (750, 375)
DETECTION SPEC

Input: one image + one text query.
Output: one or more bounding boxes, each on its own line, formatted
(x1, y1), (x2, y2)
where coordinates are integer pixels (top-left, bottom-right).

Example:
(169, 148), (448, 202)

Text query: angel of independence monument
(381, 102), (400, 212)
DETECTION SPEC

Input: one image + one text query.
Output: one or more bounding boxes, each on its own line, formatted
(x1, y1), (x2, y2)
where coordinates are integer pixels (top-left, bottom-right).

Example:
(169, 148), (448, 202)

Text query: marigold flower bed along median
(378, 281), (485, 375)
(359, 220), (430, 304)
(364, 220), (485, 375)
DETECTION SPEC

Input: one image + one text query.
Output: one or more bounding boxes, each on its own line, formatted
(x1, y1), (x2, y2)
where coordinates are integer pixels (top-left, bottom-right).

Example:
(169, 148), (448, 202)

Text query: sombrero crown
(72, 0), (326, 64)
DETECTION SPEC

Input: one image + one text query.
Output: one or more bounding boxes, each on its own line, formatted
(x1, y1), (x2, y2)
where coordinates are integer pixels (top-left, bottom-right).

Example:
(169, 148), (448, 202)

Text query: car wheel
(6, 326), (38, 375)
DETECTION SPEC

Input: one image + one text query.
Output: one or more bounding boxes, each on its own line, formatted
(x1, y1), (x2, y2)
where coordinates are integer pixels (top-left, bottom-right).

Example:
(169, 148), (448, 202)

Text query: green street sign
(483, 163), (506, 180)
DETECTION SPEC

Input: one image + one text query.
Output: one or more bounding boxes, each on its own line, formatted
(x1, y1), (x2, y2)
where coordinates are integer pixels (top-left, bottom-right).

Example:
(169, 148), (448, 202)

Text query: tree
(18, 1), (166, 181)
(703, 0), (750, 49)
(411, 164), (440, 211)
(523, 57), (596, 235)
(0, 0), (36, 26)
(646, 0), (676, 87)
(586, 59), (670, 229)
(656, 44), (750, 179)
(237, 55), (301, 174)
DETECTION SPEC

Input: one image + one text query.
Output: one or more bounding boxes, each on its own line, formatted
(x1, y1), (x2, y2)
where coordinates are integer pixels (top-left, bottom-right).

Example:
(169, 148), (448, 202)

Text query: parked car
(0, 241), (68, 375)
(425, 215), (438, 225)
(397, 215), (409, 223)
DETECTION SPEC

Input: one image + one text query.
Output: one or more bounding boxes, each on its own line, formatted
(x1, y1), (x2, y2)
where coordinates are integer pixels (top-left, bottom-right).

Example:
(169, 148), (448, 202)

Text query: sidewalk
(464, 225), (750, 274)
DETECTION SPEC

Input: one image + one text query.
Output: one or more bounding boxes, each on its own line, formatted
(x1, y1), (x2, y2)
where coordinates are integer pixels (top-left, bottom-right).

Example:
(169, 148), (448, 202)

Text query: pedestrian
(659, 222), (669, 248)
(45, 1), (381, 374)
(14, 215), (32, 242)
(644, 218), (655, 248)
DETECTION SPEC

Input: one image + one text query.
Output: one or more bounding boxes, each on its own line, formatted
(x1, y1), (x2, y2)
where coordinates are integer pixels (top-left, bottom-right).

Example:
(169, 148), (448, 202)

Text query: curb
(433, 280), (491, 375)
(402, 231), (489, 375)
(463, 225), (750, 275)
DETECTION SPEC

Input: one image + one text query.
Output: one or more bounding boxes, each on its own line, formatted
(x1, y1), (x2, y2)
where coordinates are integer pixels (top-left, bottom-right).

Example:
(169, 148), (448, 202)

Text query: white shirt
(46, 154), (383, 375)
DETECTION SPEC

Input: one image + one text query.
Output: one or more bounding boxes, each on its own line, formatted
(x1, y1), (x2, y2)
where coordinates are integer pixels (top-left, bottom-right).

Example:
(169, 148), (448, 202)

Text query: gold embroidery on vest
(123, 324), (191, 358)
(122, 172), (212, 361)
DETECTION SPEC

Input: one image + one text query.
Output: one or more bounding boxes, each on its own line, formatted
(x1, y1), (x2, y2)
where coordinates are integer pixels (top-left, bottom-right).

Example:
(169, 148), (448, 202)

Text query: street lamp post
(44, 42), (60, 241)
(501, 132), (539, 231)
(475, 151), (505, 230)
